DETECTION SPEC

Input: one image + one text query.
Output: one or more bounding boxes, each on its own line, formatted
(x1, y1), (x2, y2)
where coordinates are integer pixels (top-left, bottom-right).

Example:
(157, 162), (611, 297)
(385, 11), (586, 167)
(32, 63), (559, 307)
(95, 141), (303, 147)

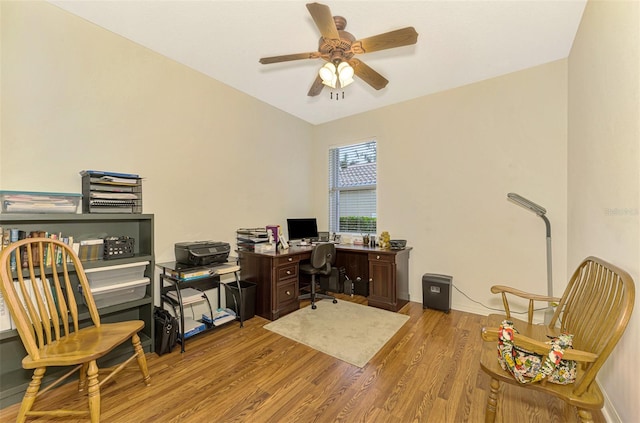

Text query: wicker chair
(0, 238), (151, 422)
(480, 256), (635, 423)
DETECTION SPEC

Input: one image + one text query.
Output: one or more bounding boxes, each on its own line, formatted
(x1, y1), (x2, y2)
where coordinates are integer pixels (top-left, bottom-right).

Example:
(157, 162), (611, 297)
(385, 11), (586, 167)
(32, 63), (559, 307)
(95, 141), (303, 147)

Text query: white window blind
(328, 141), (377, 234)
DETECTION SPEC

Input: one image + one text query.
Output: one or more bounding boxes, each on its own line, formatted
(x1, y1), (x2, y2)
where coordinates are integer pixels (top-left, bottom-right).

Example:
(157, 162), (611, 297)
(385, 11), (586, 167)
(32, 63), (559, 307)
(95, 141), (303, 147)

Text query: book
(0, 289), (12, 332)
(29, 278), (52, 319)
(1, 228), (9, 252)
(165, 267), (213, 281)
(18, 230), (27, 268)
(28, 231), (41, 263)
(13, 279), (34, 328)
(80, 239), (104, 246)
(9, 229), (19, 270)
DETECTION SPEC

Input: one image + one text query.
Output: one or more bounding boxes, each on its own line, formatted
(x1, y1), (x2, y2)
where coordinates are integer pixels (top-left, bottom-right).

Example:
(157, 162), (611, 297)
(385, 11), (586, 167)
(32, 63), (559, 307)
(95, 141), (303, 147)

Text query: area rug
(263, 300), (410, 367)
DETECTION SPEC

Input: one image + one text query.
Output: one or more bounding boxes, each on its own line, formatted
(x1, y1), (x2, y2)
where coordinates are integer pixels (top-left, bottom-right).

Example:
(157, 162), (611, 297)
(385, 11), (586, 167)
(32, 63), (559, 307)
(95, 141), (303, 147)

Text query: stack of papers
(180, 318), (206, 339)
(202, 309), (237, 326)
(166, 288), (204, 305)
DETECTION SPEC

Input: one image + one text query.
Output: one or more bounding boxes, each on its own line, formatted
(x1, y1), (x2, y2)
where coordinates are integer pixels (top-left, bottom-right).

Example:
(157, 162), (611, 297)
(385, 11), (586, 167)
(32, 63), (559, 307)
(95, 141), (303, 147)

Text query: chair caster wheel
(333, 299), (338, 304)
(312, 304), (317, 309)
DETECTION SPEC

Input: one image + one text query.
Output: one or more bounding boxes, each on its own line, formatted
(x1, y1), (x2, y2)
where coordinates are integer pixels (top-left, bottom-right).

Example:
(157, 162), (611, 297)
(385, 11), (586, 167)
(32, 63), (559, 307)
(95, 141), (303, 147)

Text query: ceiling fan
(259, 2), (418, 96)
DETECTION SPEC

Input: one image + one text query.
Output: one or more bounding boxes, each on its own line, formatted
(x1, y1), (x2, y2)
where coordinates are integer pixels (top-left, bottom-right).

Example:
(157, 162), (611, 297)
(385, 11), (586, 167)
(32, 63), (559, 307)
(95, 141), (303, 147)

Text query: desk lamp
(507, 193), (554, 322)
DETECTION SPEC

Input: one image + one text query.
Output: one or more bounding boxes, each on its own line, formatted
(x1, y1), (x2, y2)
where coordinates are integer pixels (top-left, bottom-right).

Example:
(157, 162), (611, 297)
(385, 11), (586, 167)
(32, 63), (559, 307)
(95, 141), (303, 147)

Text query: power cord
(452, 283), (554, 315)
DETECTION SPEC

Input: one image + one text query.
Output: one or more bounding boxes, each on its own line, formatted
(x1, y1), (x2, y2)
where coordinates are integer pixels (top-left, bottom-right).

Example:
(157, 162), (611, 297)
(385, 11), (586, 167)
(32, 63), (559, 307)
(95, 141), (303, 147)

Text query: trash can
(422, 273), (452, 312)
(225, 281), (256, 320)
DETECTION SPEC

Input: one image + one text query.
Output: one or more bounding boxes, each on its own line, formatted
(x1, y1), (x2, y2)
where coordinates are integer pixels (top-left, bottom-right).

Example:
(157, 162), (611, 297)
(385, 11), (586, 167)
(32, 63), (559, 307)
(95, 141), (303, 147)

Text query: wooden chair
(480, 256), (635, 423)
(0, 238), (151, 423)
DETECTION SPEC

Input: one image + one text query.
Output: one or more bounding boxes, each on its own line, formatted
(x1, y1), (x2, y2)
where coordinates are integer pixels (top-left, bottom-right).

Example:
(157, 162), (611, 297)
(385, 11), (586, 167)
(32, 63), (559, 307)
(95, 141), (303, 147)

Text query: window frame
(328, 140), (377, 235)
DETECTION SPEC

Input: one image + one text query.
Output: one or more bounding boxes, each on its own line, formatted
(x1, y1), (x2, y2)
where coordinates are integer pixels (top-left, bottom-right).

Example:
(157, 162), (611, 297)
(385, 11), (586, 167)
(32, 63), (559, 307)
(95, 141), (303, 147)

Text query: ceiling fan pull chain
(330, 91), (345, 100)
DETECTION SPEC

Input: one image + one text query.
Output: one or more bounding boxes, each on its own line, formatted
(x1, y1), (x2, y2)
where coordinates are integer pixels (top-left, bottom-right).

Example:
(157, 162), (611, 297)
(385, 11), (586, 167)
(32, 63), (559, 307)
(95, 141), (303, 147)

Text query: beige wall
(568, 1), (640, 421)
(1, 1), (314, 267)
(312, 61), (568, 318)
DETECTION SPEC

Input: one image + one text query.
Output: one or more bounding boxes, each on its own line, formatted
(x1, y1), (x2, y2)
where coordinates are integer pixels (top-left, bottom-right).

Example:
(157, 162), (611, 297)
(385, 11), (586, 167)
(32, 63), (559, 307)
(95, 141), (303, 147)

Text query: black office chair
(298, 243), (338, 309)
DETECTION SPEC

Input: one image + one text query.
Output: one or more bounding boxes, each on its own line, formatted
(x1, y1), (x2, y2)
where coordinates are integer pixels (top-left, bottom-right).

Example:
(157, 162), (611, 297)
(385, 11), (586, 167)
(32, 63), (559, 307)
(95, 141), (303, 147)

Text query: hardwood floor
(0, 294), (605, 422)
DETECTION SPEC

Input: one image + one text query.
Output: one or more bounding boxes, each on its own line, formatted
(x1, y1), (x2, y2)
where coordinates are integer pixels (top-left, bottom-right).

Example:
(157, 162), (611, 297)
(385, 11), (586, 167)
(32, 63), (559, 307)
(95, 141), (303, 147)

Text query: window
(328, 141), (377, 234)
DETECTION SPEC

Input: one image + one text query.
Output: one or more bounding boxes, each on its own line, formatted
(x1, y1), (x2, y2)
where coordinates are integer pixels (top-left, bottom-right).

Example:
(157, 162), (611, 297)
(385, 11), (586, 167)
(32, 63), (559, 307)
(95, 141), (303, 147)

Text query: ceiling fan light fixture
(322, 76), (337, 89)
(339, 76), (354, 88)
(319, 62), (336, 82)
(259, 3), (419, 97)
(337, 61), (353, 76)
(337, 61), (354, 87)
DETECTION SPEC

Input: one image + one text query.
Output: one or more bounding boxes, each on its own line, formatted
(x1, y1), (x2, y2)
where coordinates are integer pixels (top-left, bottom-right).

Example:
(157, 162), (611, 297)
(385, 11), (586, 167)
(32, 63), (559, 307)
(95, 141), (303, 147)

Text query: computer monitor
(286, 218), (319, 241)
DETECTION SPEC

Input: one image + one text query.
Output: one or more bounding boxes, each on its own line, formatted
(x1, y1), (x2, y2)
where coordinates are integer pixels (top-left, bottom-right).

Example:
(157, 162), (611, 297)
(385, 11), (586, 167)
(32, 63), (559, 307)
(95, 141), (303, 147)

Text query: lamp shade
(337, 62), (354, 87)
(319, 63), (336, 83)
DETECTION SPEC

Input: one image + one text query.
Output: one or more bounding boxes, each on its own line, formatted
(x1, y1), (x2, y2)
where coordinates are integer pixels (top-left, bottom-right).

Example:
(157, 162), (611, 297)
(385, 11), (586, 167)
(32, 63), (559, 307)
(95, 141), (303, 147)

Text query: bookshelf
(0, 213), (154, 408)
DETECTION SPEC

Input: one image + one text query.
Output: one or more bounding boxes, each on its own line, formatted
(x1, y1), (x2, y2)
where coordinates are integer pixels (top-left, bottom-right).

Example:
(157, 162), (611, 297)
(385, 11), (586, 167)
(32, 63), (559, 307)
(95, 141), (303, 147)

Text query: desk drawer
(368, 253), (396, 263)
(277, 263), (298, 281)
(276, 279), (297, 309)
(275, 255), (301, 266)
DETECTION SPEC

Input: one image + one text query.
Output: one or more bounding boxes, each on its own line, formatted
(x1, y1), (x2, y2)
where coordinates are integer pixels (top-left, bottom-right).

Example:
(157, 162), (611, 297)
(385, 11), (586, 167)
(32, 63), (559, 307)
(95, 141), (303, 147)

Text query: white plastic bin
(0, 191), (81, 214)
(84, 261), (149, 289)
(86, 278), (150, 309)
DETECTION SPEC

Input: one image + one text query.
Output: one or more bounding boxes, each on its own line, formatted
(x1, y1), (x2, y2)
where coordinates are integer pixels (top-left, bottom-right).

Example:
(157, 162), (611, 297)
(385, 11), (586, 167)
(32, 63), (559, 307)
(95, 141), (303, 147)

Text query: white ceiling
(49, 1), (587, 125)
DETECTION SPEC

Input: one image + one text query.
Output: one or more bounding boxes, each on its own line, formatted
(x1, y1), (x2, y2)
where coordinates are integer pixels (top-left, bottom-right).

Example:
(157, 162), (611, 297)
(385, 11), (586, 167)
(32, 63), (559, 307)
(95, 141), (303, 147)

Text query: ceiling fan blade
(307, 74), (325, 97)
(352, 27), (418, 54)
(349, 59), (389, 90)
(306, 2), (339, 39)
(259, 52), (320, 64)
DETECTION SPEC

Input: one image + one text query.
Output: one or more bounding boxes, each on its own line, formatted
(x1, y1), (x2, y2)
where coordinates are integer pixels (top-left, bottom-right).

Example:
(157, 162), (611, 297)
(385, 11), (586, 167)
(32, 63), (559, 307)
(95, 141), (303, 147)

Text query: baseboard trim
(601, 384), (621, 423)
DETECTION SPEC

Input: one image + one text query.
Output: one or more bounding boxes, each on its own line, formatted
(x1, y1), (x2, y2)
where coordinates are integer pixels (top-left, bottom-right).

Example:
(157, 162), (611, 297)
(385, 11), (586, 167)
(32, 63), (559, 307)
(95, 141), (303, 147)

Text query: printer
(175, 241), (230, 266)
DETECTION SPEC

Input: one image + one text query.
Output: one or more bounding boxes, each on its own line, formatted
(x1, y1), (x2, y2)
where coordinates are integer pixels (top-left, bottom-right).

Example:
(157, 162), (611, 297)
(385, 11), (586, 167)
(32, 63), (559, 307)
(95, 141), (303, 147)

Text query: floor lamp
(507, 193), (554, 323)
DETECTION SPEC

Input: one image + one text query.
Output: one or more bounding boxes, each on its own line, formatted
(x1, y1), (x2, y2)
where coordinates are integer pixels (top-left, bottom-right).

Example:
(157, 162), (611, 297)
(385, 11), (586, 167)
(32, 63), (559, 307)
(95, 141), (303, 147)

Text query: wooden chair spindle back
(0, 238), (102, 361)
(550, 257), (634, 393)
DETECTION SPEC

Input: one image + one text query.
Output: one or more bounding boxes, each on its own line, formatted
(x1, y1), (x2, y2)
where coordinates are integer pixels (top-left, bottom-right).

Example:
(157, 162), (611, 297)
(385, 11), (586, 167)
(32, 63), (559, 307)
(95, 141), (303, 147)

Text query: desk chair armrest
(491, 285), (562, 323)
(481, 327), (598, 363)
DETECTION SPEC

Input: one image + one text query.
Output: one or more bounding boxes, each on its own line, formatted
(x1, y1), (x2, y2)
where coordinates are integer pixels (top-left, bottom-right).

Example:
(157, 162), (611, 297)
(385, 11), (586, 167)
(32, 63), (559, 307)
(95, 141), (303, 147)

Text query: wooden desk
(238, 245), (412, 320)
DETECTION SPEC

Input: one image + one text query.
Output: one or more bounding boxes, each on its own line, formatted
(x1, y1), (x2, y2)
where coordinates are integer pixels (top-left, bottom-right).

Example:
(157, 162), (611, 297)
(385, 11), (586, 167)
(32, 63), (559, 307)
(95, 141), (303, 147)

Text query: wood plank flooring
(0, 294), (605, 422)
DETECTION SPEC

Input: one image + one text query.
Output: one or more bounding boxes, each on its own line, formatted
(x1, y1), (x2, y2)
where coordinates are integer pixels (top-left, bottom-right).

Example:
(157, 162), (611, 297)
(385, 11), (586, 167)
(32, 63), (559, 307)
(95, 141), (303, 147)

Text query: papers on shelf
(89, 184), (134, 193)
(1, 191), (80, 213)
(180, 318), (206, 339)
(82, 169), (140, 186)
(90, 192), (138, 200)
(166, 288), (204, 305)
(202, 308), (237, 326)
(212, 263), (241, 276)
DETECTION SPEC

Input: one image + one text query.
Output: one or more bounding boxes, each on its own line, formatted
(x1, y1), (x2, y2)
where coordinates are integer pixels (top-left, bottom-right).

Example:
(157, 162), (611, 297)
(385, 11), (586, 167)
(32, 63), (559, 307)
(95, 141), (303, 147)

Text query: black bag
(154, 307), (178, 356)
